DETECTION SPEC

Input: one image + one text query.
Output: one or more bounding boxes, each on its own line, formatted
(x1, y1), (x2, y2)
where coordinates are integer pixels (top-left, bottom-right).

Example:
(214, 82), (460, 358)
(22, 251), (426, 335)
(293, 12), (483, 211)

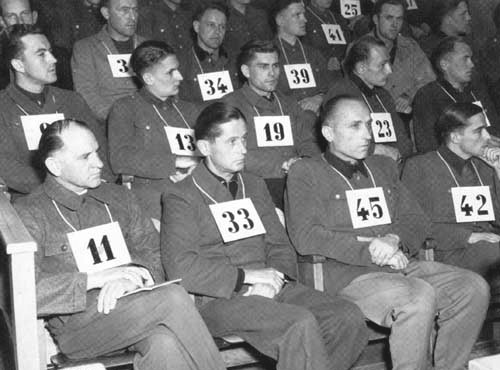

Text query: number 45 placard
(451, 186), (495, 223)
(345, 187), (392, 229)
(209, 198), (266, 243)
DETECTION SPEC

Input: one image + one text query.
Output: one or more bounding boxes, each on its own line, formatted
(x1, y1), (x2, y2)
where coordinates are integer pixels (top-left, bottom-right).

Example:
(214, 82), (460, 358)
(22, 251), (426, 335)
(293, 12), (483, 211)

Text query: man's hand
(373, 144), (401, 162)
(387, 250), (409, 270)
(298, 94), (323, 114)
(282, 157), (301, 174)
(97, 278), (139, 314)
(87, 266), (152, 290)
(243, 283), (278, 299)
(481, 146), (500, 173)
(468, 232), (500, 244)
(368, 234), (400, 266)
(170, 156), (199, 183)
(243, 268), (285, 294)
(395, 95), (412, 114)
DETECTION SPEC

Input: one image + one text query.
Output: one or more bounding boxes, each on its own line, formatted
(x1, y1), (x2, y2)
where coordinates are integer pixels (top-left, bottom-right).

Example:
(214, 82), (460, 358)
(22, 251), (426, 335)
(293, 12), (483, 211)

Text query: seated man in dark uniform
(161, 102), (369, 370)
(14, 118), (226, 370)
(286, 94), (489, 370)
(403, 102), (500, 278)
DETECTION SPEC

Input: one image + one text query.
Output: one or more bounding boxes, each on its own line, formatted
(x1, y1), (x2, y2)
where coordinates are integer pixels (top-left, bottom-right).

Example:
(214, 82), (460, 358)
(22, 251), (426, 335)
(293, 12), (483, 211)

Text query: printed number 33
(222, 208), (254, 233)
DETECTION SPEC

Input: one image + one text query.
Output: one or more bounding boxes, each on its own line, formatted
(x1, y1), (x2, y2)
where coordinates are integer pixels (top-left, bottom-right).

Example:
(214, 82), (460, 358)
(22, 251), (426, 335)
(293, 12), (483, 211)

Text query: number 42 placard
(451, 186), (495, 223)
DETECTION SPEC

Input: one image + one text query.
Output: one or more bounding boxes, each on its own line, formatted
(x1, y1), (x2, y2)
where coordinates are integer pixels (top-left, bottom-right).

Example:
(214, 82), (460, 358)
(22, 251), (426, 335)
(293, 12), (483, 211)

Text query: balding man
(72, 0), (143, 121)
(286, 94), (489, 370)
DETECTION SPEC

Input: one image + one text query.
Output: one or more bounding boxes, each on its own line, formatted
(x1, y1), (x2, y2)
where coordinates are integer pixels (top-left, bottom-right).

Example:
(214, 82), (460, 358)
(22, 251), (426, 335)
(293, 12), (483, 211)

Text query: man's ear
(196, 139), (211, 157)
(240, 64), (250, 80)
(193, 20), (200, 35)
(321, 125), (334, 143)
(101, 6), (110, 20)
(32, 10), (38, 24)
(10, 58), (24, 73)
(45, 156), (61, 177)
(449, 130), (462, 145)
(372, 14), (379, 29)
(142, 72), (154, 85)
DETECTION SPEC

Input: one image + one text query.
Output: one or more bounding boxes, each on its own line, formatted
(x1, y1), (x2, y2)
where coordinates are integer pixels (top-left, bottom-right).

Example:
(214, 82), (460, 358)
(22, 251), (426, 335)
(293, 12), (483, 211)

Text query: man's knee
(407, 279), (437, 318)
(156, 284), (193, 309)
(458, 270), (490, 309)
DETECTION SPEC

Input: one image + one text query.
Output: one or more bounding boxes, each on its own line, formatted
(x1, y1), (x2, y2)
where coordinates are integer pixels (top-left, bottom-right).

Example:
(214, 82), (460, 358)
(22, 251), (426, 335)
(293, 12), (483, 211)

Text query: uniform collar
(437, 76), (471, 95)
(193, 41), (228, 62)
(191, 161), (242, 203)
(350, 73), (376, 97)
(240, 83), (277, 109)
(139, 87), (176, 106)
(438, 145), (472, 175)
(324, 150), (368, 179)
(13, 83), (48, 106)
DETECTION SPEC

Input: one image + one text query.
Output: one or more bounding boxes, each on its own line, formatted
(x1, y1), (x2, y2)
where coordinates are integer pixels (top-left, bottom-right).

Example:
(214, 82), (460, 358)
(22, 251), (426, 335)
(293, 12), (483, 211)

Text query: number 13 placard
(209, 198), (266, 242)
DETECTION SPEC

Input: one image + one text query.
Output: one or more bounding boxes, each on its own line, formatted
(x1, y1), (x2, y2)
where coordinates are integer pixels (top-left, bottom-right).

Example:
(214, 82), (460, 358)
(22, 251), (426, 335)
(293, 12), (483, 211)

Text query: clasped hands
(242, 268), (287, 299)
(358, 234), (408, 270)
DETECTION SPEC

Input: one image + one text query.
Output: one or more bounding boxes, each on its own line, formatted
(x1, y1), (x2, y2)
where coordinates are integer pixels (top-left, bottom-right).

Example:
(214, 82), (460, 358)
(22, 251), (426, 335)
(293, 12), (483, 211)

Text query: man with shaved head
(286, 94), (489, 370)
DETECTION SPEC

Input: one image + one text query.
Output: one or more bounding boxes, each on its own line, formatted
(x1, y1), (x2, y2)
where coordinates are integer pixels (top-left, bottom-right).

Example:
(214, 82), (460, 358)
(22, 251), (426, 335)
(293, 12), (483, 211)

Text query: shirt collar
(203, 160), (238, 185)
(437, 76), (471, 95)
(324, 151), (368, 179)
(139, 86), (176, 106)
(241, 83), (276, 108)
(14, 83), (48, 106)
(350, 73), (375, 96)
(193, 41), (228, 62)
(438, 145), (472, 175)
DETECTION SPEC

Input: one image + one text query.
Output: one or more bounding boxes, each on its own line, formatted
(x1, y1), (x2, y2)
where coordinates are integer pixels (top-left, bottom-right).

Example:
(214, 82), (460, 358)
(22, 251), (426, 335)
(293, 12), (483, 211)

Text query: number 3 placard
(370, 113), (397, 143)
(283, 63), (317, 89)
(254, 115), (294, 147)
(451, 186), (495, 223)
(164, 126), (198, 156)
(197, 70), (234, 101)
(107, 54), (133, 78)
(209, 198), (266, 242)
(345, 187), (392, 229)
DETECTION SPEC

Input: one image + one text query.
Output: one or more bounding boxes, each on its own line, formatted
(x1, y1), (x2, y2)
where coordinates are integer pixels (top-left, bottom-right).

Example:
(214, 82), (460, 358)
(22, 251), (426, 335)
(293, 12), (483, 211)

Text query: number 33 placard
(451, 186), (495, 223)
(345, 187), (392, 229)
(209, 198), (266, 242)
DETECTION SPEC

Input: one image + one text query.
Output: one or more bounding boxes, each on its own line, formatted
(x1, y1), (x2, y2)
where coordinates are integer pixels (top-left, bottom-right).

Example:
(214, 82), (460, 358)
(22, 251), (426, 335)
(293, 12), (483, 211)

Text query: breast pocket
(134, 121), (153, 146)
(328, 191), (352, 228)
(42, 235), (77, 273)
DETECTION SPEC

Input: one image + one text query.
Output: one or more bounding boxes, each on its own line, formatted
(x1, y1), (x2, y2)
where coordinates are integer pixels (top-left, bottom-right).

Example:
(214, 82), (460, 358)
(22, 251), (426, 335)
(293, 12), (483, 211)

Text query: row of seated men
(0, 1), (499, 370)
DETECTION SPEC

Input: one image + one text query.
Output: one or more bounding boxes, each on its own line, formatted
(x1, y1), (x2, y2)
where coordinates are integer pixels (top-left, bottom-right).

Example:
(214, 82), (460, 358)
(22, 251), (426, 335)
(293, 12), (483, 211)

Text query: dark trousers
(48, 284), (225, 370)
(199, 282), (368, 370)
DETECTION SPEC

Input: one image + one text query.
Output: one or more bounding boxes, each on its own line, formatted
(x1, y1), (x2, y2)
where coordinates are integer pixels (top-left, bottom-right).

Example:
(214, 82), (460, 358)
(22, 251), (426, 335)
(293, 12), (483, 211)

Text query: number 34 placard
(197, 70), (234, 101)
(345, 187), (392, 229)
(209, 198), (266, 242)
(451, 186), (495, 223)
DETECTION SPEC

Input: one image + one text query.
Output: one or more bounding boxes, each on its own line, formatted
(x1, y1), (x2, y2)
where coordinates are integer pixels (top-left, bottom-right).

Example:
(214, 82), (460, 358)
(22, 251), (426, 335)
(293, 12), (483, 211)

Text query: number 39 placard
(283, 64), (317, 89)
(451, 186), (495, 223)
(197, 70), (234, 101)
(107, 54), (133, 78)
(345, 187), (392, 229)
(370, 113), (397, 143)
(209, 198), (266, 242)
(254, 115), (294, 147)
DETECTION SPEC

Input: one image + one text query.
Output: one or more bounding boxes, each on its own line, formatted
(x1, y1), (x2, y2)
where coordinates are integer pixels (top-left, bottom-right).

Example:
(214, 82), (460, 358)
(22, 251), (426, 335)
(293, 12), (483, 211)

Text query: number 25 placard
(341, 0), (361, 18)
(451, 186), (495, 223)
(345, 187), (392, 229)
(209, 198), (266, 242)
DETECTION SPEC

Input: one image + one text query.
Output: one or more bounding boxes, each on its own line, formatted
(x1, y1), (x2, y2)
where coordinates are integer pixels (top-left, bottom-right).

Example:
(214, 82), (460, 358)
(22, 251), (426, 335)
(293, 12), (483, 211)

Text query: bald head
(1, 0), (37, 26)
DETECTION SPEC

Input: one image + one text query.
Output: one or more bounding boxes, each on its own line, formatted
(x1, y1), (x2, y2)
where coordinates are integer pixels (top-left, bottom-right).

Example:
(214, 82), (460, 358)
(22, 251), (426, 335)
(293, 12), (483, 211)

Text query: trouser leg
(200, 293), (330, 370)
(278, 283), (368, 370)
(50, 284), (225, 370)
(339, 272), (436, 370)
(405, 261), (490, 370)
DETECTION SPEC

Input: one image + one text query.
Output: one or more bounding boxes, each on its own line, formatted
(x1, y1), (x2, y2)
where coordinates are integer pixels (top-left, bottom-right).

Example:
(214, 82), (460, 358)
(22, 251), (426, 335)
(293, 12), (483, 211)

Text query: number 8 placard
(345, 187), (392, 229)
(209, 198), (266, 242)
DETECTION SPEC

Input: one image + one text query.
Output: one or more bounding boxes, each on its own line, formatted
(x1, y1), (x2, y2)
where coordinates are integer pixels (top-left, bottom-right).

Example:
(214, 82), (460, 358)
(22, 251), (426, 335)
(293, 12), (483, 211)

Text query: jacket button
(61, 244), (68, 251)
(145, 125), (150, 130)
(335, 194), (340, 199)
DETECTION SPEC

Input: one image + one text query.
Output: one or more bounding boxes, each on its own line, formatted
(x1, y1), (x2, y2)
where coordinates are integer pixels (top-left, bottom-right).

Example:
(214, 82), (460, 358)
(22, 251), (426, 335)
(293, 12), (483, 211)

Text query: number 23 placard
(209, 198), (266, 242)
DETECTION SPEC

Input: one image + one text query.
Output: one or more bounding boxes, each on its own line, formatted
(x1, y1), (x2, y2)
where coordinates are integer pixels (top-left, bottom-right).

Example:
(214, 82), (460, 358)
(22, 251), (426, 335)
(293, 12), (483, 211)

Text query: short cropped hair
(343, 35), (386, 75)
(237, 39), (279, 80)
(195, 102), (246, 141)
(37, 119), (91, 168)
(373, 0), (406, 15)
(430, 36), (466, 78)
(130, 40), (176, 84)
(192, 1), (228, 22)
(270, 0), (303, 33)
(435, 102), (483, 145)
(4, 24), (44, 69)
(321, 95), (365, 127)
(428, 0), (467, 32)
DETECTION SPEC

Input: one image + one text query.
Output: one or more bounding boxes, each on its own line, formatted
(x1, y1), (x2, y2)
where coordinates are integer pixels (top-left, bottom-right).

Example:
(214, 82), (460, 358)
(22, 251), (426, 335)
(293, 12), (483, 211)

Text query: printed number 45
(357, 197), (383, 221)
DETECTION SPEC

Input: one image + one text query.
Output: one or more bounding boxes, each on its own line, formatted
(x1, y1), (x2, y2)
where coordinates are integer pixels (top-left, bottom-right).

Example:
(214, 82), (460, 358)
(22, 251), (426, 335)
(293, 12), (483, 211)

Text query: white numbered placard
(68, 222), (131, 273)
(345, 187), (392, 229)
(406, 0), (418, 10)
(107, 54), (133, 78)
(370, 113), (397, 143)
(165, 126), (197, 156)
(20, 113), (64, 150)
(473, 101), (491, 127)
(254, 116), (294, 147)
(283, 63), (317, 89)
(341, 0), (361, 18)
(451, 186), (495, 223)
(209, 198), (266, 243)
(197, 70), (234, 101)
(321, 24), (347, 45)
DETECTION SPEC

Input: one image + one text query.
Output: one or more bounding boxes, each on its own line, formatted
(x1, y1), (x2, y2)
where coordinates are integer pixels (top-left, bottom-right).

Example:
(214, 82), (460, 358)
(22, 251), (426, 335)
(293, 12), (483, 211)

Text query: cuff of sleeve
(234, 268), (245, 292)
